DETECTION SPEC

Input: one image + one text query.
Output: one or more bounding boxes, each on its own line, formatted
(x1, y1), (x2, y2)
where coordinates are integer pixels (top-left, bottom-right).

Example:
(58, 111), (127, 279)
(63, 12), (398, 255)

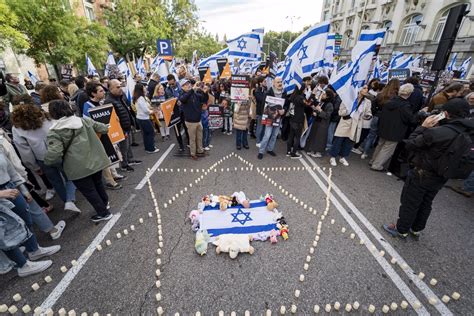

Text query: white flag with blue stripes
(322, 33), (336, 73)
(460, 57), (471, 79)
(409, 55), (422, 68)
(150, 57), (169, 84)
(389, 51), (404, 69)
(350, 29), (385, 83)
(27, 71), (39, 86)
(447, 53), (457, 71)
(227, 31), (262, 61)
(199, 47), (229, 77)
(117, 58), (128, 74)
(104, 52), (116, 77)
(393, 55), (413, 69)
(86, 54), (98, 76)
(200, 200), (277, 239)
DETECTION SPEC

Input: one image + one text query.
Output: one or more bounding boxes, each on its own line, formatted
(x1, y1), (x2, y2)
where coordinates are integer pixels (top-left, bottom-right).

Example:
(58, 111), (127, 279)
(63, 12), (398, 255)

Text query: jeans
(4, 248), (28, 268)
(326, 121), (338, 149)
(72, 171), (109, 216)
(363, 116), (379, 154)
(37, 160), (76, 203)
(118, 131), (134, 167)
(203, 127), (211, 148)
(259, 125), (279, 154)
(223, 117), (232, 133)
(0, 251), (14, 272)
(255, 115), (265, 143)
(330, 136), (354, 158)
(235, 129), (248, 148)
(464, 171), (474, 192)
(137, 119), (156, 152)
(185, 121), (203, 156)
(287, 122), (303, 154)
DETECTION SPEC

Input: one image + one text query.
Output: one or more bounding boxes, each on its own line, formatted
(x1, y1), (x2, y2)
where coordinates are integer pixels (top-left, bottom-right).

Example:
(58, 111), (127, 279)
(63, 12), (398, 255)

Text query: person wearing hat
(178, 79), (209, 160)
(383, 98), (474, 239)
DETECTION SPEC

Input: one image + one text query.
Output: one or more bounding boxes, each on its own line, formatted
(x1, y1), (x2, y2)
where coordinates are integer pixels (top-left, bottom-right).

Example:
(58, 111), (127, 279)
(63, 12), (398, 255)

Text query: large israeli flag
(447, 53), (458, 71)
(351, 29), (385, 83)
(409, 55), (422, 68)
(86, 54), (98, 76)
(389, 51), (404, 69)
(392, 55), (413, 69)
(227, 31), (262, 61)
(200, 201), (278, 239)
(199, 47), (229, 77)
(117, 58), (128, 74)
(460, 57), (471, 79)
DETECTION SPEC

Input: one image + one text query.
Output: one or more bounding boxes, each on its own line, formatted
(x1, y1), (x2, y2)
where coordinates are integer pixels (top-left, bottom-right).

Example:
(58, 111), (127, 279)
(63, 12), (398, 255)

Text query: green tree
(163, 0), (198, 44)
(175, 31), (225, 60)
(0, 0), (29, 50)
(263, 30), (301, 60)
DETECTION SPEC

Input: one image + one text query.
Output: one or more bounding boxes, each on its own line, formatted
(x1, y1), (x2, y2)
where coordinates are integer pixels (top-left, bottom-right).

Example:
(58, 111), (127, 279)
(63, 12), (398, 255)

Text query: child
(233, 101), (250, 150)
(221, 98), (232, 135)
(201, 103), (211, 151)
(151, 85), (170, 141)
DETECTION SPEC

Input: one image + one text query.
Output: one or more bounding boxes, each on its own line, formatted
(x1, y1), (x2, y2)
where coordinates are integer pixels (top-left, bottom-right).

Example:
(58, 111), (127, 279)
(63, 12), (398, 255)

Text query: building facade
(321, 0), (474, 75)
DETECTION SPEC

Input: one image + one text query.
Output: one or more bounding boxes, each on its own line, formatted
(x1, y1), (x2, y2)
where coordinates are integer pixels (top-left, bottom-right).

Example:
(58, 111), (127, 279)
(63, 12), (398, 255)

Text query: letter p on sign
(157, 39), (173, 56)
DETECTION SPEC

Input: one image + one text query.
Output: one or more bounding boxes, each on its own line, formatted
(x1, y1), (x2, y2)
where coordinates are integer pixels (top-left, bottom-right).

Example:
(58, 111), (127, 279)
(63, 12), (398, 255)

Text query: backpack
(436, 125), (474, 179)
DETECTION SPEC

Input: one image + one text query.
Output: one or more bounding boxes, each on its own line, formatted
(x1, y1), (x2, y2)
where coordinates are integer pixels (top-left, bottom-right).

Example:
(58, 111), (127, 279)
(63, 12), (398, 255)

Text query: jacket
(3, 83), (28, 109)
(407, 84), (424, 113)
(233, 102), (250, 130)
(0, 204), (30, 251)
(289, 95), (306, 124)
(165, 84), (181, 100)
(31, 91), (42, 106)
(427, 91), (449, 112)
(0, 150), (25, 187)
(254, 86), (267, 116)
(179, 89), (209, 123)
(44, 116), (110, 180)
(334, 97), (372, 143)
(378, 96), (417, 142)
(104, 93), (133, 132)
(329, 93), (342, 123)
(147, 79), (159, 98)
(0, 132), (28, 180)
(404, 118), (474, 174)
(71, 89), (89, 117)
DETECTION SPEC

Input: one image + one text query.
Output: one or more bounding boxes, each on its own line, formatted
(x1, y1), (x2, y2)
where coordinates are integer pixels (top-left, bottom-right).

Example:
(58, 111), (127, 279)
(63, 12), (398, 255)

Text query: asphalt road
(0, 130), (472, 315)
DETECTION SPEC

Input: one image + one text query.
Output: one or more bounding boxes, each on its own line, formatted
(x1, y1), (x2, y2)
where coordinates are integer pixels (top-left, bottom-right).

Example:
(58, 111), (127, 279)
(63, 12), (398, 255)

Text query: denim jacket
(0, 200), (30, 251)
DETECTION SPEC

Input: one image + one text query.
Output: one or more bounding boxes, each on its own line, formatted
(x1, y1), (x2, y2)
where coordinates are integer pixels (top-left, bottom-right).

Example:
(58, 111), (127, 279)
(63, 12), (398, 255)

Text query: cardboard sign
(88, 104), (125, 144)
(217, 58), (228, 76)
(262, 96), (285, 126)
(231, 75), (250, 101)
(198, 66), (209, 81)
(388, 68), (411, 81)
(160, 98), (180, 128)
(208, 104), (223, 129)
(61, 64), (73, 80)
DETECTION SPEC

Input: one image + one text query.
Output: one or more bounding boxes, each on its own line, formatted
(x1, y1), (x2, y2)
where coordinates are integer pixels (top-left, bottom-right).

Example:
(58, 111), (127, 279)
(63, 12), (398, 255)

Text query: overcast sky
(195, 0), (323, 40)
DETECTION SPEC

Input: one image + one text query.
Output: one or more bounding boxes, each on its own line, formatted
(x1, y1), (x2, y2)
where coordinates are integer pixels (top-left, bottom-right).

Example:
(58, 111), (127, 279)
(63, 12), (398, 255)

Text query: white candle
(441, 295), (450, 303)
(345, 304), (352, 312)
(430, 278), (437, 286)
(368, 305), (375, 313)
(31, 283), (40, 291)
(13, 294), (21, 301)
(334, 302), (340, 310)
(299, 274), (305, 282)
(290, 305), (297, 314)
(313, 305), (320, 313)
(400, 301), (408, 309)
(390, 302), (397, 310)
(294, 289), (300, 297)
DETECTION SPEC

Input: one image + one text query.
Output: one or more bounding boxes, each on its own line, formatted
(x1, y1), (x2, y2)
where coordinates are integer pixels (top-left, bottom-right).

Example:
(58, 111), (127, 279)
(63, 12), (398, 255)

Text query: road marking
(302, 154), (453, 315)
(135, 143), (175, 190)
(40, 193), (137, 311)
(299, 157), (430, 315)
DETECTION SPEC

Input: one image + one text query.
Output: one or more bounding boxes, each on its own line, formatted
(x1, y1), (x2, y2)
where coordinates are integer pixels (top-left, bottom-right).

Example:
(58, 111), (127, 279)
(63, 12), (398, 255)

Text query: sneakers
(113, 174), (127, 182)
(310, 152), (323, 158)
(28, 245), (61, 261)
(129, 160), (142, 165)
(18, 260), (52, 277)
(243, 145), (249, 149)
(204, 147), (211, 151)
(361, 153), (368, 160)
(290, 153), (302, 159)
(382, 224), (408, 239)
(227, 132), (232, 135)
(256, 143), (261, 148)
(91, 213), (113, 223)
(208, 144), (213, 148)
(146, 149), (160, 154)
(106, 202), (111, 210)
(329, 157), (337, 166)
(64, 201), (81, 213)
(409, 229), (421, 240)
(339, 158), (349, 166)
(286, 151), (291, 157)
(105, 183), (122, 190)
(236, 146), (242, 150)
(257, 153), (263, 160)
(267, 151), (276, 157)
(45, 189), (55, 201)
(351, 148), (363, 155)
(120, 166), (134, 172)
(50, 220), (66, 240)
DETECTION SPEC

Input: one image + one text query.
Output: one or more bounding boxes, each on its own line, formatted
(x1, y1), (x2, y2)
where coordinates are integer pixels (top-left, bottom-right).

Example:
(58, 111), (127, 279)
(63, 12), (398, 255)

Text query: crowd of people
(0, 64), (473, 277)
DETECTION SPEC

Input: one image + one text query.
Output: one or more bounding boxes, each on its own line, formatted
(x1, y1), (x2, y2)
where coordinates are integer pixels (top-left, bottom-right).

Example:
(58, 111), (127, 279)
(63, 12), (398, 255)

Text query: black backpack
(436, 124), (474, 179)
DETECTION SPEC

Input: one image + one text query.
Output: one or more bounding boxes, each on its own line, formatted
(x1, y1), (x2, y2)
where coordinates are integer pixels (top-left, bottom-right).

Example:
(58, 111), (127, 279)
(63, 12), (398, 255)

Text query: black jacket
(289, 94), (306, 124)
(407, 84), (424, 113)
(147, 79), (159, 99)
(71, 89), (89, 117)
(378, 96), (417, 142)
(254, 86), (267, 116)
(104, 93), (133, 132)
(179, 89), (209, 123)
(404, 118), (474, 174)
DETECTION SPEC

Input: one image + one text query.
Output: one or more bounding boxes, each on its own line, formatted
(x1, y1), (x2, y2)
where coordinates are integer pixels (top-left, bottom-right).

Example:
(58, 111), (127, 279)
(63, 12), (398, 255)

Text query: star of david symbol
(231, 208), (253, 225)
(284, 72), (294, 86)
(237, 38), (247, 51)
(297, 45), (309, 63)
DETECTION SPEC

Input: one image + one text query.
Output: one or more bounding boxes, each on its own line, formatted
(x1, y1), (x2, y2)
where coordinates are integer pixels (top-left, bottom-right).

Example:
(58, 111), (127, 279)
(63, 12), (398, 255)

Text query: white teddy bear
(213, 234), (255, 259)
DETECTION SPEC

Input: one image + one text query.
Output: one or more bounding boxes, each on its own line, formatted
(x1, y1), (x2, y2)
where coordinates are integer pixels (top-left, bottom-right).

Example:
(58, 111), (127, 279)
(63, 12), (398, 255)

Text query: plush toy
(202, 195), (211, 206)
(232, 191), (250, 209)
(209, 194), (219, 207)
(277, 223), (289, 240)
(265, 194), (279, 211)
(218, 195), (232, 211)
(195, 230), (211, 256)
(188, 210), (201, 231)
(213, 234), (255, 259)
(270, 229), (278, 244)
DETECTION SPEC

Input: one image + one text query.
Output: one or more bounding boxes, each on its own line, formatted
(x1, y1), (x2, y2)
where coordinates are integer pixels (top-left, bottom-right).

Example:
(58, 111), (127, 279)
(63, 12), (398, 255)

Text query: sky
(195, 0), (324, 40)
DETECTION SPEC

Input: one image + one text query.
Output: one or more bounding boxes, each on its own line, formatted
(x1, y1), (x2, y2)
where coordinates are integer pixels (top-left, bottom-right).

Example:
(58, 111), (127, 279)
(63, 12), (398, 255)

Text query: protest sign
(198, 66), (208, 81)
(217, 58), (228, 76)
(208, 104), (223, 129)
(261, 96), (285, 126)
(160, 98), (180, 128)
(230, 75), (250, 101)
(388, 68), (411, 81)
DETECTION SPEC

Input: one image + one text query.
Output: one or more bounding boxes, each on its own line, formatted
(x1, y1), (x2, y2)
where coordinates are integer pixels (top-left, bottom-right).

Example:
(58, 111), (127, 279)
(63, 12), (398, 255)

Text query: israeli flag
(125, 68), (135, 103)
(169, 58), (178, 80)
(389, 51), (404, 69)
(117, 58), (128, 74)
(199, 201), (278, 239)
(27, 71), (39, 86)
(351, 29), (385, 83)
(135, 56), (147, 78)
(151, 57), (169, 84)
(199, 47), (229, 77)
(447, 53), (457, 71)
(393, 55), (413, 69)
(322, 33), (336, 73)
(86, 54), (98, 76)
(227, 31), (262, 61)
(460, 57), (471, 79)
(369, 56), (382, 80)
(104, 52), (116, 77)
(409, 55), (422, 68)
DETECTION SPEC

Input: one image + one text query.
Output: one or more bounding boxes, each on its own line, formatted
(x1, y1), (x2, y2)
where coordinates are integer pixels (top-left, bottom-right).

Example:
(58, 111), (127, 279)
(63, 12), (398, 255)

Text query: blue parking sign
(156, 39), (173, 56)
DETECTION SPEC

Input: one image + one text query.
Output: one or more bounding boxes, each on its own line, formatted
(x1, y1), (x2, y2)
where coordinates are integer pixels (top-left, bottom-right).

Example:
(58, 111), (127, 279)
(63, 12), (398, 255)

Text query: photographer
(383, 98), (473, 239)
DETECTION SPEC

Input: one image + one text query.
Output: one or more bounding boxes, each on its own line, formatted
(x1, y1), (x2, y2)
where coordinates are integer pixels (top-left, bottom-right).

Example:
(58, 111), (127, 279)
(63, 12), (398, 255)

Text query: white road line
(40, 193), (137, 311)
(135, 143), (175, 190)
(302, 154), (453, 315)
(299, 157), (430, 315)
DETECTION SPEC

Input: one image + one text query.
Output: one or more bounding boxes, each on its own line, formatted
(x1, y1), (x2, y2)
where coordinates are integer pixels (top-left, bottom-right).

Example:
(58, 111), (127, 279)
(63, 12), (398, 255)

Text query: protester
(202, 103), (211, 151)
(83, 81), (105, 117)
(405, 76), (424, 113)
(45, 100), (112, 223)
(286, 86), (307, 159)
(305, 89), (334, 157)
(253, 76), (268, 145)
(59, 80), (71, 102)
(152, 84), (170, 141)
(165, 74), (188, 149)
(31, 81), (46, 107)
(71, 75), (89, 116)
(370, 84), (417, 171)
(40, 84), (64, 113)
(326, 85), (342, 150)
(427, 82), (464, 112)
(3, 74), (29, 110)
(133, 83), (159, 154)
(329, 85), (372, 167)
(233, 101), (251, 150)
(383, 98), (473, 238)
(147, 73), (161, 98)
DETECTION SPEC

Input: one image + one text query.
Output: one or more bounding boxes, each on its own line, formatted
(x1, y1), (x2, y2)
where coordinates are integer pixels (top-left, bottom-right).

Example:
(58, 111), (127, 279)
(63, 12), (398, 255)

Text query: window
(361, 25), (370, 31)
(84, 2), (95, 21)
(399, 14), (423, 46)
(382, 20), (392, 46)
(347, 16), (355, 26)
(323, 10), (331, 21)
(343, 30), (353, 49)
(433, 10), (449, 42)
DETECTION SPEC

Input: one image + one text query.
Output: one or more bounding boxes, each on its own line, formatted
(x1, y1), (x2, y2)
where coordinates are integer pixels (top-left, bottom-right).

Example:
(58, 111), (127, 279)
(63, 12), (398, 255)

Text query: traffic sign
(156, 39), (173, 56)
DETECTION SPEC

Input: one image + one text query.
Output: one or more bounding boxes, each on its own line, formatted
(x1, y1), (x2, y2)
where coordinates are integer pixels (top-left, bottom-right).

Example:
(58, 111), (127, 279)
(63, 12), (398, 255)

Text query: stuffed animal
(218, 195), (232, 211)
(277, 223), (289, 240)
(202, 195), (211, 206)
(188, 210), (201, 231)
(270, 229), (278, 244)
(195, 230), (211, 256)
(213, 234), (255, 259)
(265, 194), (279, 211)
(232, 191), (250, 209)
(209, 194), (219, 207)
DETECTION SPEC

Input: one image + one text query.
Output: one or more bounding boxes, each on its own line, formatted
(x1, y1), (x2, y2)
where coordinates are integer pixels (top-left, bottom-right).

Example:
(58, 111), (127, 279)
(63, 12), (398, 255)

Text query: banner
(203, 68), (212, 84)
(61, 64), (73, 80)
(198, 66), (208, 81)
(160, 98), (180, 128)
(230, 75), (250, 101)
(388, 68), (411, 81)
(208, 104), (223, 129)
(217, 58), (228, 76)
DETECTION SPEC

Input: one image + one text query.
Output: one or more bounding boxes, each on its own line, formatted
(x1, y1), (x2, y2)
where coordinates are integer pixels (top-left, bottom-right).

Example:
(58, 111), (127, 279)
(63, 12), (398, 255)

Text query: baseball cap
(442, 98), (470, 119)
(179, 78), (190, 86)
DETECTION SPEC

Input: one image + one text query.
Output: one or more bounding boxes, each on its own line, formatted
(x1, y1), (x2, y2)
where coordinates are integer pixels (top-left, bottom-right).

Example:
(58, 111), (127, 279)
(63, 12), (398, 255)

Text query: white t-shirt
(136, 96), (151, 120)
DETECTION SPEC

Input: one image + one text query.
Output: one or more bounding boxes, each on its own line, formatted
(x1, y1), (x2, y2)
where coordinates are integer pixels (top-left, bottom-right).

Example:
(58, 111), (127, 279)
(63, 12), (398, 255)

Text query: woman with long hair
(305, 89), (334, 157)
(133, 83), (159, 153)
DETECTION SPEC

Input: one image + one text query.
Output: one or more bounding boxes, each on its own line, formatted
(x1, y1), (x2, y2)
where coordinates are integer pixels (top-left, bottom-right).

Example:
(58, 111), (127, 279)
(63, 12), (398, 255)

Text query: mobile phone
(433, 112), (446, 122)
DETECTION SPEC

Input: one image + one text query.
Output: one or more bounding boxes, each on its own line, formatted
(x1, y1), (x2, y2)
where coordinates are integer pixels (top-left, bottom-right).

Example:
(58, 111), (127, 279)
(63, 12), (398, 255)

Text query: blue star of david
(231, 208), (253, 225)
(237, 38), (247, 51)
(297, 45), (309, 63)
(284, 72), (294, 86)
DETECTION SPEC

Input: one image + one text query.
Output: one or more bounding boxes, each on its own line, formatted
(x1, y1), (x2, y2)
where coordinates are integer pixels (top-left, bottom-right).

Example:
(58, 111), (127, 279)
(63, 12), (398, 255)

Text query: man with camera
(383, 98), (473, 239)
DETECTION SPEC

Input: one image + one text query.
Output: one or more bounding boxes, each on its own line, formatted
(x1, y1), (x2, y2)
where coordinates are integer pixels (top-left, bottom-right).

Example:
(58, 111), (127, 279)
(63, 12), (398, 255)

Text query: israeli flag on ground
(199, 47), (229, 77)
(447, 53), (458, 71)
(199, 200), (278, 239)
(227, 30), (262, 61)
(27, 71), (39, 86)
(389, 51), (404, 69)
(460, 57), (471, 79)
(117, 58), (128, 74)
(86, 54), (98, 76)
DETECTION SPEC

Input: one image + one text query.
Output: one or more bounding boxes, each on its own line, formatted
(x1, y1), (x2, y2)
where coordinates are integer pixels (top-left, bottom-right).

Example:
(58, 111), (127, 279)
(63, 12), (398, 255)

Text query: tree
(175, 31), (225, 60)
(163, 0), (198, 44)
(0, 0), (28, 50)
(263, 30), (302, 61)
